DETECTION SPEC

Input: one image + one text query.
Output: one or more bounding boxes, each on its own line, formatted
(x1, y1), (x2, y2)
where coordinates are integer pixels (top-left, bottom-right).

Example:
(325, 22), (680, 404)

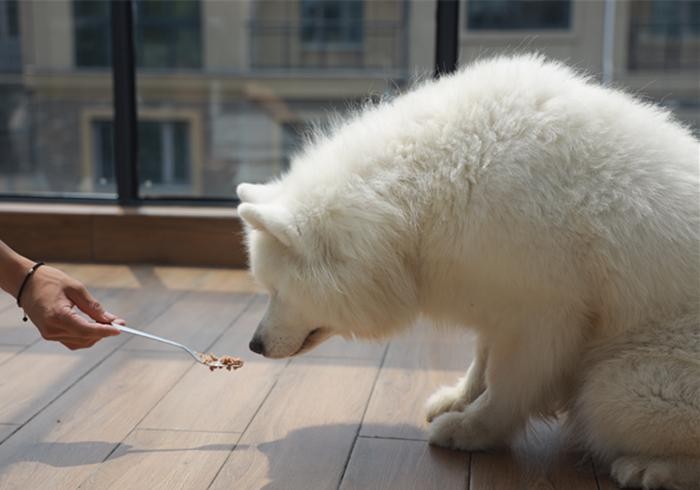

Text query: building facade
(0, 0), (697, 198)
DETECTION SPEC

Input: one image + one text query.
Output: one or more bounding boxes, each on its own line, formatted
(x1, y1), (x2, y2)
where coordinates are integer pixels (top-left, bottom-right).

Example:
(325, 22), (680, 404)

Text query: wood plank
(470, 420), (597, 490)
(0, 423), (18, 441)
(79, 429), (239, 490)
(56, 263), (224, 292)
(158, 268), (262, 294)
(0, 205), (248, 267)
(361, 322), (475, 440)
(122, 291), (252, 353)
(209, 356), (381, 490)
(0, 212), (93, 262)
(595, 465), (622, 490)
(92, 214), (247, 267)
(340, 437), (469, 490)
(53, 263), (143, 290)
(0, 345), (25, 365)
(308, 336), (387, 360)
(0, 340), (122, 425)
(0, 287), (184, 425)
(0, 350), (193, 489)
(0, 299), (42, 345)
(140, 295), (287, 432)
(0, 294), (15, 311)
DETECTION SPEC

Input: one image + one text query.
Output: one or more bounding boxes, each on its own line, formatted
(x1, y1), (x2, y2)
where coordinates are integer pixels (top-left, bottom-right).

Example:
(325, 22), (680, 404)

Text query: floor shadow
(221, 423), (470, 490)
(213, 421), (598, 490)
(7, 440), (246, 468)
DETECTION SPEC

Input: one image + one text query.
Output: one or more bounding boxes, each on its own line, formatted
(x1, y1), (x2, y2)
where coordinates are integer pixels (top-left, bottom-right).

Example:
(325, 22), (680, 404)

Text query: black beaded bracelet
(17, 261), (44, 322)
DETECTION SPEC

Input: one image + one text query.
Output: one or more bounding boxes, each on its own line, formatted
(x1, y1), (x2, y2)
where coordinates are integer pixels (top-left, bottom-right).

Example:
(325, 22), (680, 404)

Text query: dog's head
(237, 182), (418, 359)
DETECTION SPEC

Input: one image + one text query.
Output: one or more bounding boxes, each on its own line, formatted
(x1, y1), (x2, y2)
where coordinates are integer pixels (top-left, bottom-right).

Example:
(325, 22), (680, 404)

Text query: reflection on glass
(135, 0), (416, 199)
(628, 0), (700, 71)
(460, 0), (699, 134)
(0, 0), (115, 196)
(466, 0), (571, 31)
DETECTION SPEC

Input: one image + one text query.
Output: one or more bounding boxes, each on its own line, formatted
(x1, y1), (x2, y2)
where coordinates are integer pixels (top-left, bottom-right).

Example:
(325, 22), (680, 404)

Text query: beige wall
(21, 0), (73, 70)
(203, 0), (250, 71)
(459, 0), (605, 76)
(408, 0), (436, 76)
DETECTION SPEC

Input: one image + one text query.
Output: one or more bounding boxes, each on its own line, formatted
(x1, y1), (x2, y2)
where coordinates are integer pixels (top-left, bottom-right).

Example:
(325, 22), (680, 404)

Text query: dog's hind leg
(425, 336), (488, 422)
(610, 455), (700, 490)
(569, 316), (700, 490)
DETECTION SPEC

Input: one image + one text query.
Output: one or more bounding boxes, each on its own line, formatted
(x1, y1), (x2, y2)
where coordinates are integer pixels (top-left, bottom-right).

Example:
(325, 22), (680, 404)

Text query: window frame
(0, 0), (460, 207)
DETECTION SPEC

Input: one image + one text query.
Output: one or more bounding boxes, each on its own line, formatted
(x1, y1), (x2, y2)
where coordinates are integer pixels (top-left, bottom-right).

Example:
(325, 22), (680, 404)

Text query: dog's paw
(427, 411), (499, 451)
(611, 456), (679, 490)
(425, 385), (466, 423)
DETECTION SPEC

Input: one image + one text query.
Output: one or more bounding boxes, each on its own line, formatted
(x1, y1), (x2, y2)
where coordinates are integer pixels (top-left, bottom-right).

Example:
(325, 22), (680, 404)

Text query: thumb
(66, 282), (114, 324)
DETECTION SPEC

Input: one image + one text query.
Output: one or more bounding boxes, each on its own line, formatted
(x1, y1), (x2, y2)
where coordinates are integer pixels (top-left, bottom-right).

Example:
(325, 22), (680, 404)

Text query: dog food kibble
(199, 352), (244, 372)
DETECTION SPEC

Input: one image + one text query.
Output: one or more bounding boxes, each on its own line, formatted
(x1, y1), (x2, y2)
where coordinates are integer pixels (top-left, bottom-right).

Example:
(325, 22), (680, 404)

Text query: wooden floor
(0, 264), (621, 490)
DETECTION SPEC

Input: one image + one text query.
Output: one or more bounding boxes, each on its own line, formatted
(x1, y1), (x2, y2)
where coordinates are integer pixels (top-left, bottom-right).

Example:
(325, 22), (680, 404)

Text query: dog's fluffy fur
(238, 55), (700, 489)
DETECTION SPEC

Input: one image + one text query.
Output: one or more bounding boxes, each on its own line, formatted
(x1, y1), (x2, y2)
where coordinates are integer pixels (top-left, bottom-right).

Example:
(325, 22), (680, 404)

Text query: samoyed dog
(237, 55), (700, 490)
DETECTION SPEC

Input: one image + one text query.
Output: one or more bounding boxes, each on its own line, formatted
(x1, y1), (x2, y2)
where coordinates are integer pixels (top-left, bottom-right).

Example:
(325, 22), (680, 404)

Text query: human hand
(20, 265), (123, 350)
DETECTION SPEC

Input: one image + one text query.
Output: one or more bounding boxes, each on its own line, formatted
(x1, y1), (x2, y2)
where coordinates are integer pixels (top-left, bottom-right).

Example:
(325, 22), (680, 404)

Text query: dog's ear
(237, 183), (280, 203)
(238, 203), (300, 248)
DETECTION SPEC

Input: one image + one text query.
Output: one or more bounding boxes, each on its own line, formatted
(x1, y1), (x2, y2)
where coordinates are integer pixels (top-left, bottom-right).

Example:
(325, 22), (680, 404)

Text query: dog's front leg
(428, 313), (582, 451)
(425, 336), (488, 422)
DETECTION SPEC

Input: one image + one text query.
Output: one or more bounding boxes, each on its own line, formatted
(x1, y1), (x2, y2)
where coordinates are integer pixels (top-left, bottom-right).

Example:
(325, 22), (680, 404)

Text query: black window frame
(0, 0), (460, 207)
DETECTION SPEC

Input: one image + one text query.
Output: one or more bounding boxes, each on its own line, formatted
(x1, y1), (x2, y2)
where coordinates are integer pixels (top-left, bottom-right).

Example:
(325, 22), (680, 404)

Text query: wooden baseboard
(0, 203), (248, 268)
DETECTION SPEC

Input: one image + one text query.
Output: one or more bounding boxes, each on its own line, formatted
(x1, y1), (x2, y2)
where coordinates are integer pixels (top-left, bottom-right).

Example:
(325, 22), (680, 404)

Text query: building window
(300, 0), (364, 48)
(628, 0), (700, 70)
(0, 0), (21, 72)
(466, 0), (571, 31)
(92, 119), (192, 192)
(3, 0), (18, 38)
(133, 0), (202, 69)
(73, 0), (112, 68)
(73, 0), (202, 69)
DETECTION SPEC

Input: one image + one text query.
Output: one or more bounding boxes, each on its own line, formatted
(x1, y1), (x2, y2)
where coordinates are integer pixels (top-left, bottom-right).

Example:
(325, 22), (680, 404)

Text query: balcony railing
(628, 21), (700, 71)
(248, 21), (407, 73)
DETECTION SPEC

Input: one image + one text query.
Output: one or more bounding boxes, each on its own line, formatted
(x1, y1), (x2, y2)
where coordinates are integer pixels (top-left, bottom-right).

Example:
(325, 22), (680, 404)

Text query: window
(0, 0), (20, 72)
(4, 0), (17, 38)
(73, 0), (112, 68)
(466, 0), (571, 31)
(74, 0), (201, 69)
(133, 0), (202, 69)
(92, 119), (192, 195)
(628, 0), (700, 70)
(250, 0), (402, 71)
(300, 0), (364, 48)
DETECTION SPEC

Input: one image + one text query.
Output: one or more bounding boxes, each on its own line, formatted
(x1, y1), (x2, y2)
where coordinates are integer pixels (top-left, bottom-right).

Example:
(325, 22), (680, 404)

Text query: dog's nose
(249, 337), (265, 355)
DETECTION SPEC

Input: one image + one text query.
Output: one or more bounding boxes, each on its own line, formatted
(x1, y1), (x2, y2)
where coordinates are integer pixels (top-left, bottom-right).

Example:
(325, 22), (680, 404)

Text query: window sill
(0, 202), (247, 268)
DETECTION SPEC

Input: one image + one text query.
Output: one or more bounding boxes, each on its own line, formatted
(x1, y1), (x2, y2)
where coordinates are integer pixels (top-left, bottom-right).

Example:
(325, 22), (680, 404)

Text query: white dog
(237, 55), (700, 490)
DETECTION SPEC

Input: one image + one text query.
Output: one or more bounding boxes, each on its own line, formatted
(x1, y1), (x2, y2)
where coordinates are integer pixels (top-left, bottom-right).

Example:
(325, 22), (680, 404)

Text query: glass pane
(460, 0), (700, 134)
(467, 0), (571, 31)
(134, 0), (430, 199)
(0, 0), (116, 197)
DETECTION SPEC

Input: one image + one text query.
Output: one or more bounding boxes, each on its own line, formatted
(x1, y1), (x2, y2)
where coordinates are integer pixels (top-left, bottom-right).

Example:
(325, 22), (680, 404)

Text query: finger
(58, 310), (121, 338)
(61, 339), (97, 351)
(65, 283), (112, 323)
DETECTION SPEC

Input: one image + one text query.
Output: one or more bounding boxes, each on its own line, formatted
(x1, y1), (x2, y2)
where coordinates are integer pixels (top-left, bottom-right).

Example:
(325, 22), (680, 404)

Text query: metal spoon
(111, 323), (226, 369)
